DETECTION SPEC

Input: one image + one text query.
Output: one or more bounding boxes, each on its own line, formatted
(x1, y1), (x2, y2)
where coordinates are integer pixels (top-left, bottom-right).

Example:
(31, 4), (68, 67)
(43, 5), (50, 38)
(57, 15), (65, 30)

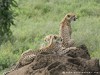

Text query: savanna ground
(0, 0), (100, 74)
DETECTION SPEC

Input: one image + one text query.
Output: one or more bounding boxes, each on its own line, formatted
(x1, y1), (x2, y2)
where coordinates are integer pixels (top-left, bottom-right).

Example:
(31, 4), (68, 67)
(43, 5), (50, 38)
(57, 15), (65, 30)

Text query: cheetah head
(53, 35), (63, 44)
(44, 35), (63, 45)
(65, 13), (77, 22)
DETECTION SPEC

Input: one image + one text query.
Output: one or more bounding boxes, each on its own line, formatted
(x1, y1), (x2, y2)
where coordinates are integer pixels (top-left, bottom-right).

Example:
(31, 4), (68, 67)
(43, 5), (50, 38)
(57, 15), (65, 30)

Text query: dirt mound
(6, 45), (100, 75)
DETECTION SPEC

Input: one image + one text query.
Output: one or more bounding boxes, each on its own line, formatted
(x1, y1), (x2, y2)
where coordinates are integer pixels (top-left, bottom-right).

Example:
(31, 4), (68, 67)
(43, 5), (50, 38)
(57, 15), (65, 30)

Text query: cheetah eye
(67, 15), (70, 17)
(61, 39), (63, 41)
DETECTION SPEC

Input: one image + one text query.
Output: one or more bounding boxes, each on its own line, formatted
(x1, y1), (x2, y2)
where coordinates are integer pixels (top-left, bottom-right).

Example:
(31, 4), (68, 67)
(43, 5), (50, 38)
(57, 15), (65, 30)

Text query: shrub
(0, 0), (17, 44)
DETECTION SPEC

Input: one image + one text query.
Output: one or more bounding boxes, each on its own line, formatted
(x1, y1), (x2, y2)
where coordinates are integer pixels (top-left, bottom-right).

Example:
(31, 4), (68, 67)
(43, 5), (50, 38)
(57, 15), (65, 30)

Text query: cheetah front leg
(58, 47), (77, 55)
(68, 39), (75, 47)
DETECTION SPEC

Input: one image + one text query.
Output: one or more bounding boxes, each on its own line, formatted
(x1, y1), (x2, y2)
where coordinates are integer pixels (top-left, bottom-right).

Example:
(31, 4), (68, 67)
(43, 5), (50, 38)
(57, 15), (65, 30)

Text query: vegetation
(0, 0), (100, 74)
(0, 0), (17, 45)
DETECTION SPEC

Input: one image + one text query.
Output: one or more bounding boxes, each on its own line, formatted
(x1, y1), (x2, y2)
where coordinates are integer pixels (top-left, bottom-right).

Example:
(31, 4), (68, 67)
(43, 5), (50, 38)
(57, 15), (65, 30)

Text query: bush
(0, 0), (17, 44)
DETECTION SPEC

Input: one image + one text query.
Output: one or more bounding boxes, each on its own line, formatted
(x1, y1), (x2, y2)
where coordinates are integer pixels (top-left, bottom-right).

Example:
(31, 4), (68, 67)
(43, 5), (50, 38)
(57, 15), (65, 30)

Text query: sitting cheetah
(38, 35), (63, 54)
(5, 35), (63, 75)
(59, 13), (77, 48)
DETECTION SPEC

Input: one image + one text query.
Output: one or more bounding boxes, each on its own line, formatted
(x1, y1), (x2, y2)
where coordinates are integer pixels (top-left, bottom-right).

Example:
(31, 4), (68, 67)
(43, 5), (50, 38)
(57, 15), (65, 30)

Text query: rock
(6, 45), (100, 75)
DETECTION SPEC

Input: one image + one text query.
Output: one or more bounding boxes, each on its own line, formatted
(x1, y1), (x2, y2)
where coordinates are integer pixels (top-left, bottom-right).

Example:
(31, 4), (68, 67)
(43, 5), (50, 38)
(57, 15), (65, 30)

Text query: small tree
(0, 0), (17, 44)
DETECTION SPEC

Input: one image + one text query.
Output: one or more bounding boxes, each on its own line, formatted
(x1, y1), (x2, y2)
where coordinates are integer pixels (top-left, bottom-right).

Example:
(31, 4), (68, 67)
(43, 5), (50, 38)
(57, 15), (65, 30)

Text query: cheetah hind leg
(4, 50), (36, 75)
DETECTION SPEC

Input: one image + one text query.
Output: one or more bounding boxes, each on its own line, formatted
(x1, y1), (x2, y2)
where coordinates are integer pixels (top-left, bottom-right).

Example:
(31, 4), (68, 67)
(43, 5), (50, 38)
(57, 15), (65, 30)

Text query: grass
(0, 0), (100, 74)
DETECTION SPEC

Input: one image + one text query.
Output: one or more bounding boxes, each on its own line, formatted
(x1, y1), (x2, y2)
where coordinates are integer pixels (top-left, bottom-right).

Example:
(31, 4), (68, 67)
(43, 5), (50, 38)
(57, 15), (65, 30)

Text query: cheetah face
(66, 13), (77, 22)
(44, 35), (63, 45)
(44, 35), (51, 43)
(53, 36), (63, 44)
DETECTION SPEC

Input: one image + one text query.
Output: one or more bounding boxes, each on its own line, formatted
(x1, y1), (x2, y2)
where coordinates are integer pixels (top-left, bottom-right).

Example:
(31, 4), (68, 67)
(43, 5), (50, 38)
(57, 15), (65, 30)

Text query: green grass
(0, 0), (100, 74)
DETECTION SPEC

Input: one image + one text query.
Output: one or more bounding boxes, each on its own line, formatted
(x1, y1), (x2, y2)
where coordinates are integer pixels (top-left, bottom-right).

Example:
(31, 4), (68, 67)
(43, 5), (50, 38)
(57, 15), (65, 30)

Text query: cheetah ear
(67, 14), (70, 17)
(49, 35), (52, 39)
(54, 36), (57, 39)
(61, 38), (63, 41)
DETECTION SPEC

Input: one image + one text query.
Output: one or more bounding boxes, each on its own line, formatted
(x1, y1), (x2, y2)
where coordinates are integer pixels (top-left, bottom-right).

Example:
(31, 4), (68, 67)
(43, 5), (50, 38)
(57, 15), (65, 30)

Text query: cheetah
(59, 13), (77, 48)
(39, 35), (52, 49)
(38, 35), (63, 54)
(18, 35), (63, 68)
(40, 34), (61, 49)
(5, 35), (63, 75)
(4, 49), (36, 75)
